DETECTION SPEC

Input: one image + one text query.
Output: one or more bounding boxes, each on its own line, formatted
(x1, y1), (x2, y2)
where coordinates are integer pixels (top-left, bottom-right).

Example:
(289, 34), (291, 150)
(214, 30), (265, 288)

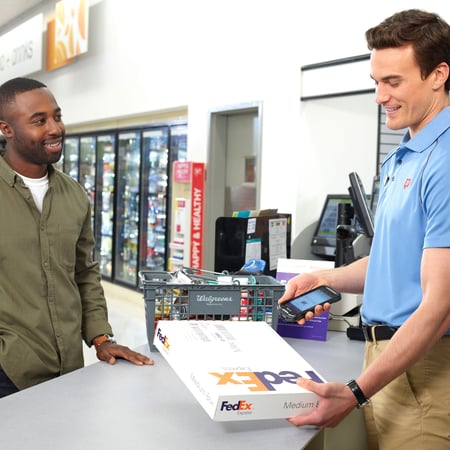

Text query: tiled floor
(83, 281), (148, 366)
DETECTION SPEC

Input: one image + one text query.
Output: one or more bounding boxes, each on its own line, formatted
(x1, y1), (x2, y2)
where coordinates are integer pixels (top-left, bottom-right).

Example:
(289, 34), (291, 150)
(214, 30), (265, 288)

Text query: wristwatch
(93, 334), (116, 349)
(346, 379), (371, 408)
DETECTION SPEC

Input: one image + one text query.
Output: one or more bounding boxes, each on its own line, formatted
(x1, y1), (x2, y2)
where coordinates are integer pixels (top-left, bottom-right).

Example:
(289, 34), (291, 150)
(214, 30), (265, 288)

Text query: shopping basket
(138, 268), (285, 351)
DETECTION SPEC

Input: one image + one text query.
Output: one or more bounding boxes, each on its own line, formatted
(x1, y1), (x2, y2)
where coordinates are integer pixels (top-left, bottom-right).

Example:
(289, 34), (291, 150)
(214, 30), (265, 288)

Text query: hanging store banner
(46, 0), (89, 71)
(0, 14), (43, 84)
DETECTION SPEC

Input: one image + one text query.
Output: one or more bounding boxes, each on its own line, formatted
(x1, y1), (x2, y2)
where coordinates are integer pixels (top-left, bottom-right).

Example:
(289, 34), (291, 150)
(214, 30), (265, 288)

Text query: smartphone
(277, 285), (341, 322)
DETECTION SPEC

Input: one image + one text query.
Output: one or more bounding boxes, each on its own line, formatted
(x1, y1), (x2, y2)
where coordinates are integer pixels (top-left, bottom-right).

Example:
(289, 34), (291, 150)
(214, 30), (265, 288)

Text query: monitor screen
(348, 172), (374, 238)
(311, 194), (354, 260)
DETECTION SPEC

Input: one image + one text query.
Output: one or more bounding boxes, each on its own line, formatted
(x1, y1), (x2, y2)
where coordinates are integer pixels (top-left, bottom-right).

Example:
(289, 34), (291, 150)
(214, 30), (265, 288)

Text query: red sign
(173, 161), (192, 182)
(189, 163), (204, 269)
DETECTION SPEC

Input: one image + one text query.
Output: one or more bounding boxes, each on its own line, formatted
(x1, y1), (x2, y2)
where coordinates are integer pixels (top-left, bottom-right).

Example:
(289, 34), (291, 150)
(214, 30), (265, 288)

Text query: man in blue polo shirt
(279, 9), (450, 450)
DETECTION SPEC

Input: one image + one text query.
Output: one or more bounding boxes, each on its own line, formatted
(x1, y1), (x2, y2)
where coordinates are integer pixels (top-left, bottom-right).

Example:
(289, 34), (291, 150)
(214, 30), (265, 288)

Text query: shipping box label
(154, 320), (325, 421)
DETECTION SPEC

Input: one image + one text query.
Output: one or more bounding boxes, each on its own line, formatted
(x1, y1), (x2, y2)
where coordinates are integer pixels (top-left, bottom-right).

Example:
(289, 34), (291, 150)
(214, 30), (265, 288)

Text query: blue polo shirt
(362, 106), (450, 326)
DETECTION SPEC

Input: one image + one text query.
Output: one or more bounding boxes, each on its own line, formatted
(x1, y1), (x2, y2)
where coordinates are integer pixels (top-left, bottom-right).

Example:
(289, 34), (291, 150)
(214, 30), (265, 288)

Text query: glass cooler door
(140, 127), (169, 271)
(79, 136), (97, 230)
(63, 137), (80, 181)
(114, 131), (141, 286)
(94, 134), (116, 278)
(169, 124), (188, 162)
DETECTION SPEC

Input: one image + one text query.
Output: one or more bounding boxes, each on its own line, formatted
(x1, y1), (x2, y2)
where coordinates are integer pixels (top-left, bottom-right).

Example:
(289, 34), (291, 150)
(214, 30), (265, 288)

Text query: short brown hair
(366, 9), (450, 91)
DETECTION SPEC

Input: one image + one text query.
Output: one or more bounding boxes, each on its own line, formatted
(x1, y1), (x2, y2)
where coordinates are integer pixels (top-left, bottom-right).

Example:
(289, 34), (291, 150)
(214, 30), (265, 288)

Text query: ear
(0, 120), (13, 138)
(432, 62), (449, 90)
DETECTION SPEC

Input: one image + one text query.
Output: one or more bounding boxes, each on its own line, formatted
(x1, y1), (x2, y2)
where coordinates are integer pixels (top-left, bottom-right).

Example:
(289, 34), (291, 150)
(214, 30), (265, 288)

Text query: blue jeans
(0, 368), (19, 398)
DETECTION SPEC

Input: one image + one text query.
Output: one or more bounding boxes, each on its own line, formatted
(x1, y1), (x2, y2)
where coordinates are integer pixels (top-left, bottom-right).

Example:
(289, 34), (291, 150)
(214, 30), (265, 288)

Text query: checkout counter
(0, 332), (367, 450)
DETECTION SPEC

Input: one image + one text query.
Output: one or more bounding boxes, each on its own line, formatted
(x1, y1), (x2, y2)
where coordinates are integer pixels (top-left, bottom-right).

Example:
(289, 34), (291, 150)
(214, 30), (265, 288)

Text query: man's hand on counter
(96, 342), (154, 366)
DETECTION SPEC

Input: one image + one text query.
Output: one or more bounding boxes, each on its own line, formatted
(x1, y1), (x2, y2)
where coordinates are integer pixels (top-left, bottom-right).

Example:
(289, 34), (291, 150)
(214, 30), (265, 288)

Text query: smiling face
(371, 44), (450, 137)
(0, 87), (65, 178)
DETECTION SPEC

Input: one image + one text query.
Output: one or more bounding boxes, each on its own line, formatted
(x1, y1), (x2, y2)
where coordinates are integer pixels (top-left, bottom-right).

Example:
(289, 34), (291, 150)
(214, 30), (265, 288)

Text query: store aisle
(83, 281), (148, 365)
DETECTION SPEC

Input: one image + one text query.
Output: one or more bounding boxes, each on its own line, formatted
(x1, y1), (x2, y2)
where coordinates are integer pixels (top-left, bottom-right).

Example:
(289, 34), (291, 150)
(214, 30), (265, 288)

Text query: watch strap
(346, 379), (370, 408)
(93, 334), (116, 348)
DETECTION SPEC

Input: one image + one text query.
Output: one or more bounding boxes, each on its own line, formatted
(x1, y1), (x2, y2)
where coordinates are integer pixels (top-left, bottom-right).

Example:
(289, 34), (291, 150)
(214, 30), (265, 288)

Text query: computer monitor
(311, 194), (354, 260)
(215, 214), (292, 277)
(348, 172), (374, 239)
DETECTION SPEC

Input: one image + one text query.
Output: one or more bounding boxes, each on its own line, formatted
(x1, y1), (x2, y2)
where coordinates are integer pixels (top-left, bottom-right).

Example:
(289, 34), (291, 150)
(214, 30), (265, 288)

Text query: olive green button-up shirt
(0, 155), (112, 389)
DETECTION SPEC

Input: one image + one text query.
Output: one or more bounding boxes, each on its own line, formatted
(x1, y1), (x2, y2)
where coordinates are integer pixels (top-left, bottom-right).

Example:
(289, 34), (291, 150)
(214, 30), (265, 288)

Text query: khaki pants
(363, 336), (450, 450)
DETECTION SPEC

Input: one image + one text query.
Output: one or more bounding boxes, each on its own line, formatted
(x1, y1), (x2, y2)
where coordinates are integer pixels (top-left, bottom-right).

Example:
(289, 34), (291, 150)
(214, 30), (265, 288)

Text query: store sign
(46, 0), (89, 71)
(190, 164), (205, 269)
(172, 161), (205, 270)
(0, 14), (43, 83)
(173, 161), (192, 182)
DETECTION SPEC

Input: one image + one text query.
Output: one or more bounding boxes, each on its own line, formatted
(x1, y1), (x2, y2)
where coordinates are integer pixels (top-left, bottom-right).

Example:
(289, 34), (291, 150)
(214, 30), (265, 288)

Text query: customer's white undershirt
(19, 173), (49, 213)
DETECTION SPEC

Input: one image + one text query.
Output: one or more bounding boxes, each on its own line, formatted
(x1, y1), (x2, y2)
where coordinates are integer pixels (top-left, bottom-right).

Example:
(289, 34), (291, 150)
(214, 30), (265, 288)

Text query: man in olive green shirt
(0, 77), (153, 397)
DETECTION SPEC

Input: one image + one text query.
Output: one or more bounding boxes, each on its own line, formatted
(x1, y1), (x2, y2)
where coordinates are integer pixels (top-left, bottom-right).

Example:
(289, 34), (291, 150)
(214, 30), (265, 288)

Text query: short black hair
(0, 77), (47, 120)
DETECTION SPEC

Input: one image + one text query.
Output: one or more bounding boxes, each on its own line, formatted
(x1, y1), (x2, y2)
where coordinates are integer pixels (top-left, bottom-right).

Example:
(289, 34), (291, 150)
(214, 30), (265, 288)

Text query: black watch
(346, 379), (370, 408)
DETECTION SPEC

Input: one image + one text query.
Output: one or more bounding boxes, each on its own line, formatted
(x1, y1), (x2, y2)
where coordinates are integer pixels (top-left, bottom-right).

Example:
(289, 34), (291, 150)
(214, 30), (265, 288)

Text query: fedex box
(153, 320), (325, 421)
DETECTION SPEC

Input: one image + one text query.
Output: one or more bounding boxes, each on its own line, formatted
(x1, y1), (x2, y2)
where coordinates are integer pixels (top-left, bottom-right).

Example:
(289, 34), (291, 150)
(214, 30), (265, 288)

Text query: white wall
(4, 0), (450, 260)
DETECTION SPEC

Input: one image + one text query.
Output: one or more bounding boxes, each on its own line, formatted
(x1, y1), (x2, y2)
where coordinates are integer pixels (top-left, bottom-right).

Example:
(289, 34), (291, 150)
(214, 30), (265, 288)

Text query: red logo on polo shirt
(404, 178), (411, 189)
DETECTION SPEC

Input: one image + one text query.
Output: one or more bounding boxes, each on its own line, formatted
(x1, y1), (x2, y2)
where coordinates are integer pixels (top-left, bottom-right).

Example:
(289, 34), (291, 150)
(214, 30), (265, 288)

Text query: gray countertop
(0, 331), (365, 450)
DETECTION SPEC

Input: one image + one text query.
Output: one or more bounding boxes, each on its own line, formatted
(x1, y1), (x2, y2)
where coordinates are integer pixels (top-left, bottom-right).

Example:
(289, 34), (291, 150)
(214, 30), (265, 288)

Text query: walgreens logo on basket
(195, 293), (234, 304)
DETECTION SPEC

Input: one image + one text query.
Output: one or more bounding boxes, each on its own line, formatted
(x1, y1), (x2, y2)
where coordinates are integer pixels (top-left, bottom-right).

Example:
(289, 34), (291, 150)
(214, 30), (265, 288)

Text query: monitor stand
(352, 233), (371, 260)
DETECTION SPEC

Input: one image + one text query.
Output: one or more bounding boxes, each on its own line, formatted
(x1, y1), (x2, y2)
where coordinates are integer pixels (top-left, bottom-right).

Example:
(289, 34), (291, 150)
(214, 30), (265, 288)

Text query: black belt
(362, 325), (399, 341)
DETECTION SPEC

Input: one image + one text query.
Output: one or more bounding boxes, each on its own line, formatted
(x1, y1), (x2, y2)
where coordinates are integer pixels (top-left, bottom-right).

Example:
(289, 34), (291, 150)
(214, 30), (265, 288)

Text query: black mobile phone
(277, 285), (341, 323)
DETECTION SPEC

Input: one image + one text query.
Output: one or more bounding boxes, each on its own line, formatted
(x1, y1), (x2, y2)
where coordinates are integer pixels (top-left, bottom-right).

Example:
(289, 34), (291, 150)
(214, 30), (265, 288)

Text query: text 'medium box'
(153, 320), (325, 421)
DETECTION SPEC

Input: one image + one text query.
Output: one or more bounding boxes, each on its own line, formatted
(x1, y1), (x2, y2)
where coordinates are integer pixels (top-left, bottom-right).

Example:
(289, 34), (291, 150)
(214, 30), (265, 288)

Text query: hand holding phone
(277, 285), (341, 323)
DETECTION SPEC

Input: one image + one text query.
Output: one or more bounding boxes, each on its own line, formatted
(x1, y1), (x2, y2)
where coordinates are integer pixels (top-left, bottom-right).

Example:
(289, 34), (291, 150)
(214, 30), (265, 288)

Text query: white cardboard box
(153, 320), (326, 421)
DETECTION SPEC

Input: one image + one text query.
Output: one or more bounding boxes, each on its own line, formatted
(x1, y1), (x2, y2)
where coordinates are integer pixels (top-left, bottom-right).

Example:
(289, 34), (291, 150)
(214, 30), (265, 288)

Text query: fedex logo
(156, 328), (170, 350)
(220, 400), (252, 411)
(209, 370), (323, 391)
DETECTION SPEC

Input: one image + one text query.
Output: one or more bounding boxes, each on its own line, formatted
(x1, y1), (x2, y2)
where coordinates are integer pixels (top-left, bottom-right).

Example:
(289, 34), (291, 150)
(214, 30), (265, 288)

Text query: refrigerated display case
(140, 127), (169, 271)
(62, 123), (188, 288)
(115, 131), (141, 285)
(169, 124), (188, 161)
(64, 137), (79, 181)
(94, 134), (116, 278)
(79, 136), (96, 228)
